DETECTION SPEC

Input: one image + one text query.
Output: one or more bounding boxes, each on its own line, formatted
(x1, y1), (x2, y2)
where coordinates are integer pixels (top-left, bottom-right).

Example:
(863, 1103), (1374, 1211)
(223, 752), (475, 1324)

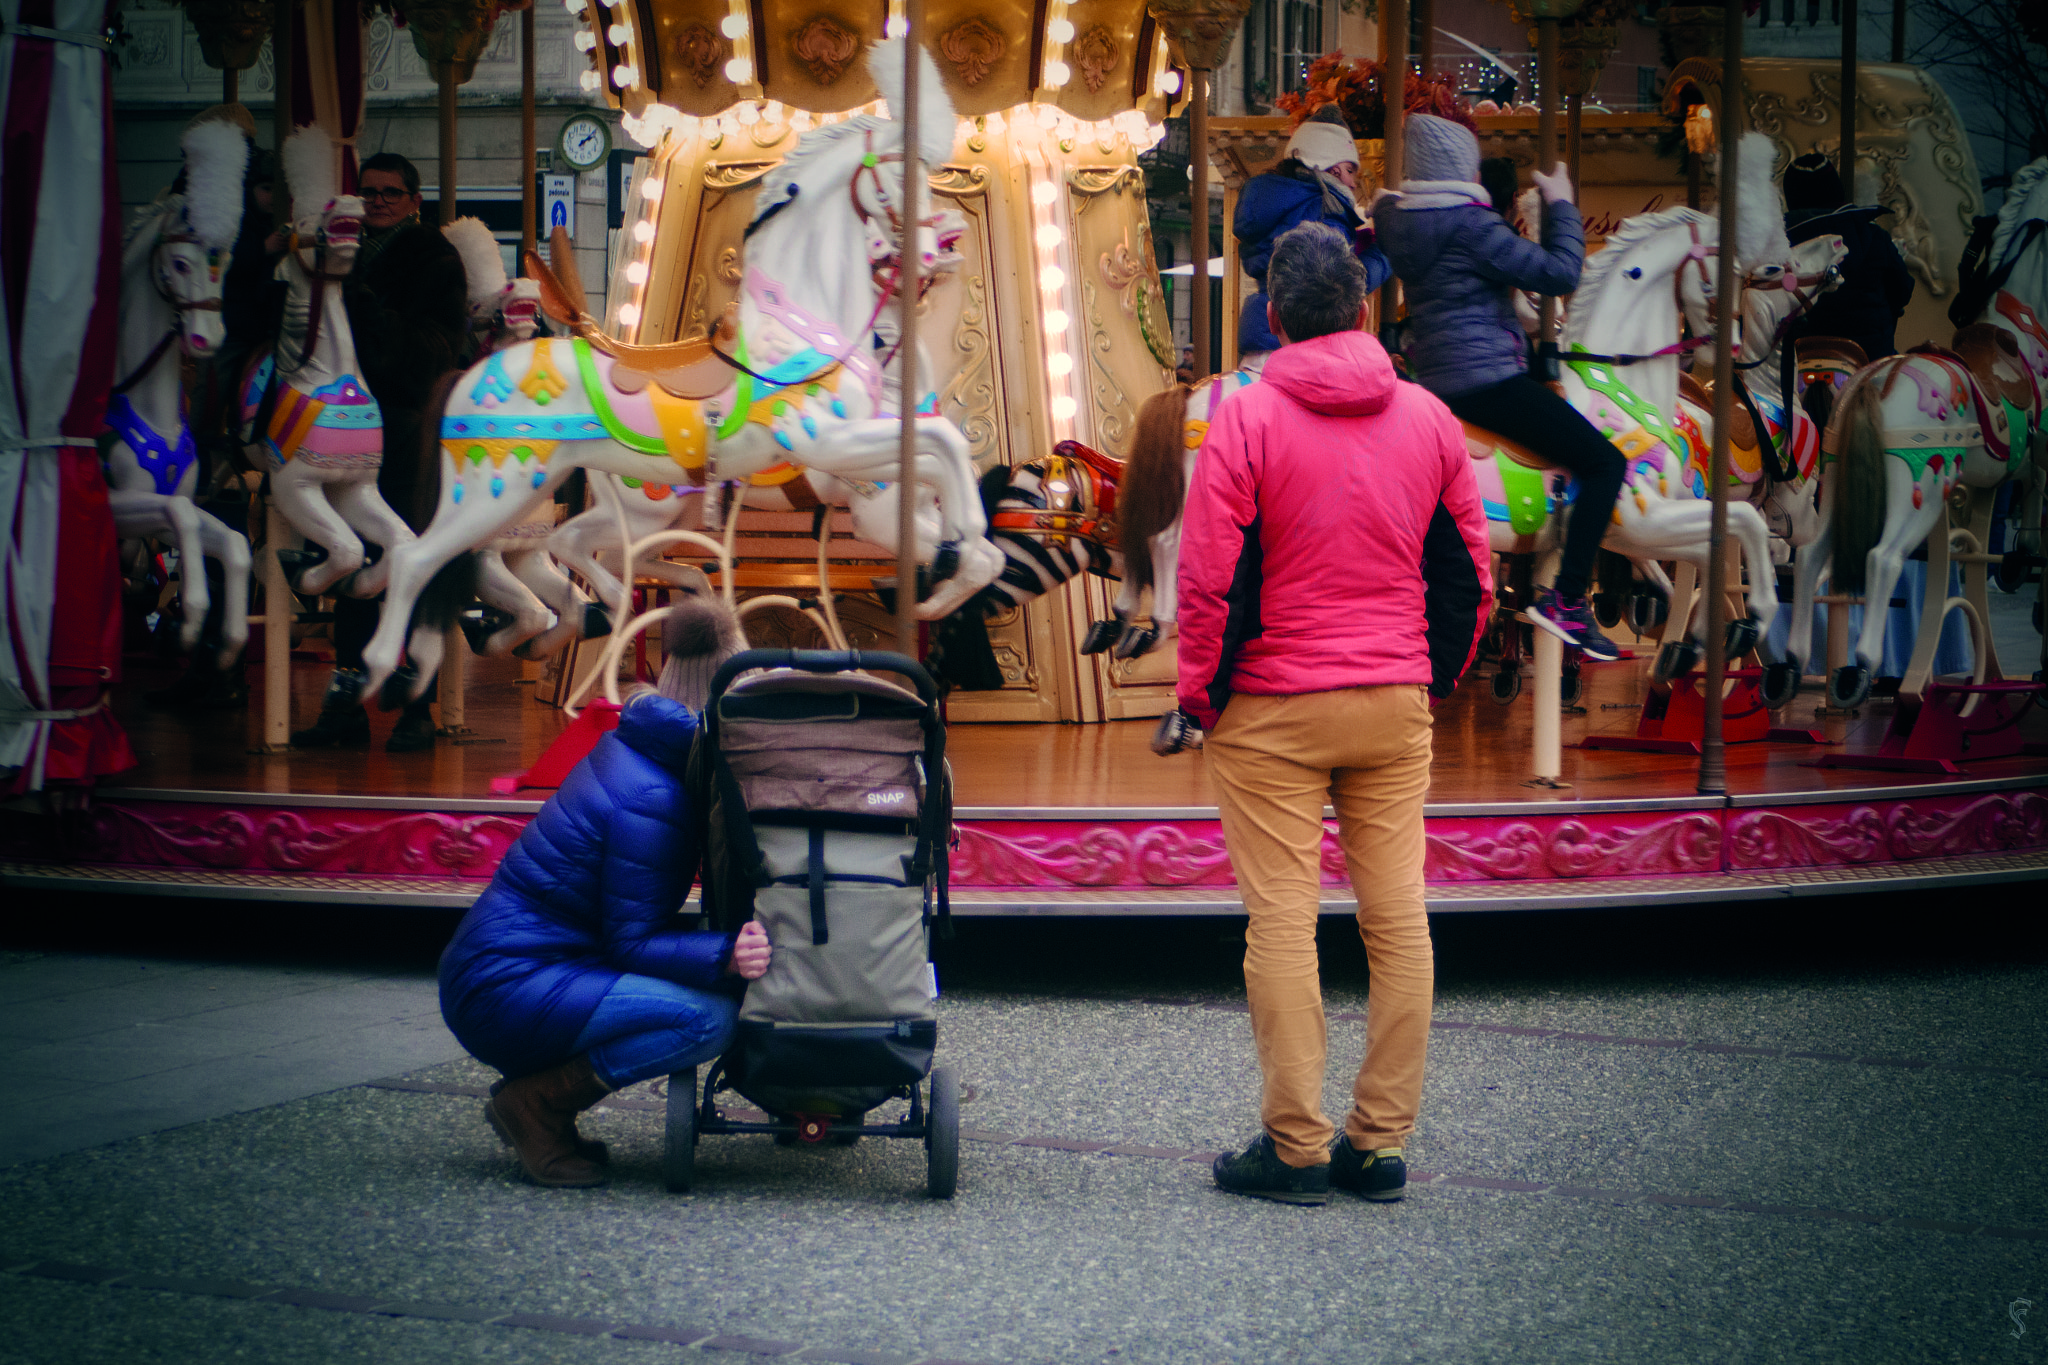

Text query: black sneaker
(1527, 588), (1622, 662)
(385, 700), (438, 753)
(1328, 1137), (1407, 1202)
(1211, 1134), (1329, 1206)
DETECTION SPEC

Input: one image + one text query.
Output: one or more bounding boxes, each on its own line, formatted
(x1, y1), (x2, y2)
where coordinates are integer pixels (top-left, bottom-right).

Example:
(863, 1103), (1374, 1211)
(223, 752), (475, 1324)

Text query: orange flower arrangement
(1274, 54), (1477, 140)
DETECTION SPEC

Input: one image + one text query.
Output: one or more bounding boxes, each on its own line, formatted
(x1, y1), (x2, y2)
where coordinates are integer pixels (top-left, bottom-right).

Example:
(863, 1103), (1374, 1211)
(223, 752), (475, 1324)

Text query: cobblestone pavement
(1, 888), (2044, 1364)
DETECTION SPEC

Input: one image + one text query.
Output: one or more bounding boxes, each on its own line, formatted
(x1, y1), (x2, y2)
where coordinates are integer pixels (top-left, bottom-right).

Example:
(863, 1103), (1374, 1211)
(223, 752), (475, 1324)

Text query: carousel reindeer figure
(104, 116), (253, 676)
(359, 39), (1005, 707)
(238, 126), (415, 603)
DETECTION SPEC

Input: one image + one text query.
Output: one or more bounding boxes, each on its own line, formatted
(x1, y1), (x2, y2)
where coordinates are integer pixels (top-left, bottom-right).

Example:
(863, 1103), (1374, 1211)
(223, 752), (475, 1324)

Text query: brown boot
(483, 1056), (613, 1187)
(489, 1076), (609, 1165)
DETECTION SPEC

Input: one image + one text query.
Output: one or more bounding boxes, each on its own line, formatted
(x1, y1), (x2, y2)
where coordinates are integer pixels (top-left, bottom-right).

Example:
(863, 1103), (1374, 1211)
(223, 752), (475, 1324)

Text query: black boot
(290, 669), (370, 749)
(385, 697), (438, 753)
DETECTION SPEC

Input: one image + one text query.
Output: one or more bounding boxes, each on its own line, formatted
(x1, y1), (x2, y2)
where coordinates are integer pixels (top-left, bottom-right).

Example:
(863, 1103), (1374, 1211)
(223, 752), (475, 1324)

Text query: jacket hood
(1261, 329), (1396, 416)
(614, 693), (701, 768)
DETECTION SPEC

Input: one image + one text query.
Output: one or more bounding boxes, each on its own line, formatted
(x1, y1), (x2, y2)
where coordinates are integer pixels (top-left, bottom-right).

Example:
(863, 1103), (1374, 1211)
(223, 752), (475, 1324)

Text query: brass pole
(1380, 0), (1407, 345)
(521, 4), (536, 258)
(1190, 70), (1210, 378)
(1535, 16), (1557, 352)
(1565, 91), (1582, 197)
(893, 0), (924, 655)
(1839, 0), (1856, 193)
(1700, 0), (1743, 795)
(272, 0), (292, 228)
(438, 66), (459, 225)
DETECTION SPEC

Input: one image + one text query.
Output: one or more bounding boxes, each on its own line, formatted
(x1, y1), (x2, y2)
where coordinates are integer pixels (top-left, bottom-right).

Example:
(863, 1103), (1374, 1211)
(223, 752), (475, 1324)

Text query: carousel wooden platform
(4, 644), (2045, 914)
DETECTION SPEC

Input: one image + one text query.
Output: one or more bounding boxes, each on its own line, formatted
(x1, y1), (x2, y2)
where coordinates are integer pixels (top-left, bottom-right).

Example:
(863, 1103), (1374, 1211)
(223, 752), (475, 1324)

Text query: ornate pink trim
(0, 801), (530, 880)
(1422, 812), (1725, 882)
(1726, 791), (2048, 870)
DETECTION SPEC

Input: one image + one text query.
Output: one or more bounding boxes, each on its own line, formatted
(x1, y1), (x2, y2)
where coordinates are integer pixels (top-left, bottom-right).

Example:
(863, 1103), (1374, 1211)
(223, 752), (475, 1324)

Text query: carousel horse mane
(1121, 384), (1192, 593)
(1561, 206), (1713, 351)
(1988, 156), (2048, 267)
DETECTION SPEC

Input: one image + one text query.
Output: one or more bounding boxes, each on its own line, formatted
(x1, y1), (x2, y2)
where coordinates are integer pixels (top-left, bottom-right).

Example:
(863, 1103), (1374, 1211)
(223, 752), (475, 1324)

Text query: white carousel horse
(237, 126), (415, 601)
(439, 216), (595, 659)
(359, 38), (1004, 704)
(103, 119), (252, 667)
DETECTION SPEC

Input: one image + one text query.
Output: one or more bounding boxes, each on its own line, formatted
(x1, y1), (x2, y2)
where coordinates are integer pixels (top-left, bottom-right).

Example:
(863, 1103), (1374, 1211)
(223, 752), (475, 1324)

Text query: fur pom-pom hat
(443, 216), (508, 305)
(865, 38), (957, 167)
(1733, 131), (1790, 271)
(1285, 105), (1359, 173)
(280, 125), (340, 219)
(656, 594), (747, 713)
(179, 119), (250, 251)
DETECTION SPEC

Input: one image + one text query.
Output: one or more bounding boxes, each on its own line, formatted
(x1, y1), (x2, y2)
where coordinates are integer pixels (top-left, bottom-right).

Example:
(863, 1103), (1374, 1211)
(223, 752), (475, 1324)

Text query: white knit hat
(1403, 113), (1481, 185)
(1285, 111), (1359, 173)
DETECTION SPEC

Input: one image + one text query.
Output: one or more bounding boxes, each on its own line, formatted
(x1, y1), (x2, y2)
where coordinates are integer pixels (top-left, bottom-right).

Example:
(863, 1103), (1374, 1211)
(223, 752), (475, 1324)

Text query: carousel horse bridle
(112, 220), (227, 396)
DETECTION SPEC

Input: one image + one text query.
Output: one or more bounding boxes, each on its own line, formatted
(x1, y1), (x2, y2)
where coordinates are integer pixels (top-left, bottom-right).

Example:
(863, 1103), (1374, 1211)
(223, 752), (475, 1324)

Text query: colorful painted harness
(103, 392), (198, 497)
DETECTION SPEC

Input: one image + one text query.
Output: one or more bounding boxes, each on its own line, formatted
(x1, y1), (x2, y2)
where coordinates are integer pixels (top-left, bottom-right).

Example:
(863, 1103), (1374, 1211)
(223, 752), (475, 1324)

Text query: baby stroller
(670, 648), (958, 1198)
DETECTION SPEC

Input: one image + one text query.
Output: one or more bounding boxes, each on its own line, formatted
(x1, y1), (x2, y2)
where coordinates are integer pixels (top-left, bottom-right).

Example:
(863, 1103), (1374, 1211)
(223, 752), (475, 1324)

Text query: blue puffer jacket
(1374, 191), (1584, 397)
(439, 695), (736, 1077)
(1235, 160), (1392, 355)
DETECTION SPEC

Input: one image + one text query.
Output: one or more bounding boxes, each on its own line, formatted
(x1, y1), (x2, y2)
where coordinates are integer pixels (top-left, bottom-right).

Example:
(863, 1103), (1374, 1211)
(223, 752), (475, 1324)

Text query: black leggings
(1442, 374), (1626, 601)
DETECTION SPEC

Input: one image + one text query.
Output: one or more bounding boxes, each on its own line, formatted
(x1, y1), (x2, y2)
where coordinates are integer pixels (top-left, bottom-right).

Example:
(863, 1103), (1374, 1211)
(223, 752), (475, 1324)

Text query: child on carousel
(1373, 114), (1626, 661)
(1233, 105), (1391, 366)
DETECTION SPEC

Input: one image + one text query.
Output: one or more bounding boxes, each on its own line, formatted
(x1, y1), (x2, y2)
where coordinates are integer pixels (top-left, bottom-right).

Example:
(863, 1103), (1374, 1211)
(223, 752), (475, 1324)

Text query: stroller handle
(707, 649), (939, 707)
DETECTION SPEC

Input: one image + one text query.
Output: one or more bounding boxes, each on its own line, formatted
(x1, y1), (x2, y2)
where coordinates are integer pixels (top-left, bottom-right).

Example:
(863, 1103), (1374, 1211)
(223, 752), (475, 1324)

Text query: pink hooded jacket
(1175, 329), (1492, 731)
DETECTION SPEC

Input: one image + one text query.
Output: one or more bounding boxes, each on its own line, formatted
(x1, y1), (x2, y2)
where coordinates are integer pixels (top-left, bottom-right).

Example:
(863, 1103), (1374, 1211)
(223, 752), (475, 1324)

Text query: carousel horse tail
(1826, 367), (1889, 595)
(1121, 383), (1192, 594)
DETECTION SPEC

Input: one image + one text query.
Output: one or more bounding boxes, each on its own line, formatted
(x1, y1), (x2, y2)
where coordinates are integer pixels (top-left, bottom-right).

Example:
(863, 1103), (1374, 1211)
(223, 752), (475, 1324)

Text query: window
(1242, 0), (1323, 113)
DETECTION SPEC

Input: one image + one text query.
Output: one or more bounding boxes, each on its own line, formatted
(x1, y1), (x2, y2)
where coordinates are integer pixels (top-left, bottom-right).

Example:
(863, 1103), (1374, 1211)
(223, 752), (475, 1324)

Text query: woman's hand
(726, 920), (771, 980)
(1532, 166), (1574, 206)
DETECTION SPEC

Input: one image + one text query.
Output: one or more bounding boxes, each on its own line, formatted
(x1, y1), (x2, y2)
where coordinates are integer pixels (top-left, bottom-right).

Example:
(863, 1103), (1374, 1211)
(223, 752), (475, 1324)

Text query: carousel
(1, 0), (2044, 913)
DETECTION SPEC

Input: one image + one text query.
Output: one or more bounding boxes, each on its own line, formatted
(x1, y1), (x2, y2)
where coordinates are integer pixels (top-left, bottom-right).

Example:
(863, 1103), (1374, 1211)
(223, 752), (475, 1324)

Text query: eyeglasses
(360, 188), (416, 203)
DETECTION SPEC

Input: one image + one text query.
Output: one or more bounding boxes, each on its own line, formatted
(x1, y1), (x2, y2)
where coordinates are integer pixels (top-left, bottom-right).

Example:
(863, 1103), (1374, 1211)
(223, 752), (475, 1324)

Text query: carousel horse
(438, 216), (595, 660)
(238, 125), (415, 600)
(359, 39), (1004, 705)
(103, 118), (252, 667)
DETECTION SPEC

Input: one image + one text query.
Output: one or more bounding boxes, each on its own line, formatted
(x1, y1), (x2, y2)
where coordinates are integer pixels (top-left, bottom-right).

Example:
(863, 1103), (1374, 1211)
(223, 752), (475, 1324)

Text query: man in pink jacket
(1178, 222), (1492, 1206)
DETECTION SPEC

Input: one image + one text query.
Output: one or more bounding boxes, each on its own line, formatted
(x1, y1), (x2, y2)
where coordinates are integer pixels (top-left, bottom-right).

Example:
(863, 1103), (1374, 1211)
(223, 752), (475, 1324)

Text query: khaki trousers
(1207, 685), (1435, 1168)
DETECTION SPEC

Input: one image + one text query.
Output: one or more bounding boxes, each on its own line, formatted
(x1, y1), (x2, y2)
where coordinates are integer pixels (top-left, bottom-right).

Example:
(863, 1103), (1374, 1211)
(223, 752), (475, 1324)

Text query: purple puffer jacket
(1373, 190), (1585, 397)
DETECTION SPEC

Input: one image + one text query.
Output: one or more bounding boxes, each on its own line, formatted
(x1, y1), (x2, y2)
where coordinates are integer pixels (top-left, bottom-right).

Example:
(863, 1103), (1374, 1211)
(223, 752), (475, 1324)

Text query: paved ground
(2, 885), (2045, 1364)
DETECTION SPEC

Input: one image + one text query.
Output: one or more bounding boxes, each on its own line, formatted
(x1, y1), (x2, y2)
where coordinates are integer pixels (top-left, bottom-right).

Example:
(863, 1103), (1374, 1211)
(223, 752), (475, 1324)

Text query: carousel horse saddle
(526, 231), (744, 401)
(1462, 422), (1555, 537)
(1794, 336), (1867, 376)
(1949, 324), (2034, 411)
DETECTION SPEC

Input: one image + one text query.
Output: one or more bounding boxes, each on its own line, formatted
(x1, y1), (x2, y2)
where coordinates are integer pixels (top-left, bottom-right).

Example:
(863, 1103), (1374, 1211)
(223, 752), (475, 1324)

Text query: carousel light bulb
(1045, 308), (1070, 332)
(1048, 17), (1075, 41)
(580, 69), (601, 90)
(563, 0), (579, 11)
(1052, 395), (1078, 420)
(884, 15), (908, 37)
(790, 111), (814, 132)
(1031, 180), (1058, 206)
(1044, 60), (1070, 87)
(632, 220), (655, 242)
(641, 175), (663, 202)
(1156, 68), (1182, 95)
(613, 64), (637, 86)
(618, 302), (642, 325)
(1040, 267), (1066, 292)
(625, 260), (649, 284)
(763, 101), (784, 122)
(607, 23), (628, 43)
(724, 56), (753, 83)
(1035, 103), (1059, 129)
(1114, 110), (1146, 137)
(719, 12), (747, 37)
(1036, 224), (1062, 249)
(1048, 352), (1074, 376)
(736, 102), (760, 125)
(983, 110), (1004, 135)
(574, 30), (596, 50)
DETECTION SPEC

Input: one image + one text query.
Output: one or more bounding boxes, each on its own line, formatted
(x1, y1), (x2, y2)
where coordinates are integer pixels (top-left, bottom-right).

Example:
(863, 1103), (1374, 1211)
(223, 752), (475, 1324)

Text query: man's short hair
(358, 152), (421, 195)
(1267, 222), (1367, 343)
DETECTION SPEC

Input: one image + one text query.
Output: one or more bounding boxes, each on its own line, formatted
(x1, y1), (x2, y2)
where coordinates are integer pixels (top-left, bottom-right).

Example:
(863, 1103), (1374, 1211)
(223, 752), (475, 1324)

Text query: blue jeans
(571, 974), (739, 1090)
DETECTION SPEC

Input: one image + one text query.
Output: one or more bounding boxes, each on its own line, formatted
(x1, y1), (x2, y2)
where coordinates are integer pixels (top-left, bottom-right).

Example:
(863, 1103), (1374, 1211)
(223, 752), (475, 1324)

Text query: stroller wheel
(925, 1066), (959, 1200)
(664, 1067), (697, 1193)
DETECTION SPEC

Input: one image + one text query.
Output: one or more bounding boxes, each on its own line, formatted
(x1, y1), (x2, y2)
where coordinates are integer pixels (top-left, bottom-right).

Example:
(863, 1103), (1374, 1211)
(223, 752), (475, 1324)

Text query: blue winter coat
(1373, 194), (1584, 397)
(439, 695), (736, 1077)
(1234, 160), (1392, 355)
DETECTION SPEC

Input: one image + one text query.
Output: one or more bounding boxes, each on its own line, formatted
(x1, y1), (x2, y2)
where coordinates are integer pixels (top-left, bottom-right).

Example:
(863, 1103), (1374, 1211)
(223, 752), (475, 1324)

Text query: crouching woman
(439, 678), (769, 1188)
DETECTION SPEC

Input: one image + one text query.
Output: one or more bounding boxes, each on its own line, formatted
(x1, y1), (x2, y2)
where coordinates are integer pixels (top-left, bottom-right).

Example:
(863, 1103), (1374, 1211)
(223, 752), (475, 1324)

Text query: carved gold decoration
(1073, 24), (1119, 93)
(967, 116), (990, 154)
(1143, 0), (1252, 71)
(1082, 280), (1135, 456)
(704, 160), (780, 190)
(1554, 25), (1617, 99)
(671, 23), (721, 89)
(398, 0), (500, 83)
(716, 246), (743, 284)
(930, 164), (993, 197)
(177, 0), (273, 71)
(790, 14), (861, 86)
(1067, 165), (1145, 205)
(940, 275), (999, 462)
(938, 16), (1006, 87)
(1098, 228), (1175, 369)
(682, 272), (711, 340)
